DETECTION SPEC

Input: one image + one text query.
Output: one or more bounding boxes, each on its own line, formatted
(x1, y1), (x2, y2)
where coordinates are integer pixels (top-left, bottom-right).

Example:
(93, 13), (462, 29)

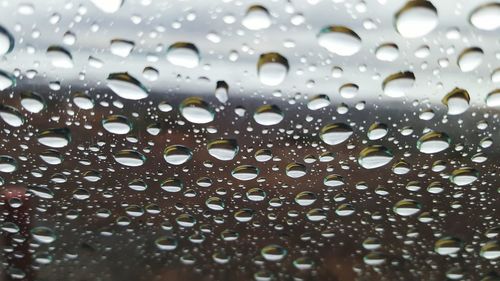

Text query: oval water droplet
(435, 237), (462, 255)
(242, 5), (271, 30)
(319, 123), (353, 145)
(179, 97), (215, 124)
(107, 72), (148, 100)
(442, 88), (470, 115)
(450, 167), (478, 186)
(393, 199), (421, 216)
(231, 165), (259, 181)
(358, 145), (394, 169)
(37, 128), (71, 148)
(20, 91), (45, 113)
(163, 145), (192, 165)
(317, 26), (361, 56)
(46, 46), (73, 68)
(457, 47), (483, 72)
(261, 245), (287, 261)
(417, 131), (451, 154)
(102, 115), (132, 135)
(253, 104), (284, 126)
(382, 71), (415, 98)
(31, 226), (56, 244)
(486, 89), (500, 107)
(0, 25), (14, 56)
(0, 155), (17, 173)
(469, 3), (500, 31)
(0, 104), (24, 127)
(0, 69), (16, 91)
(207, 139), (238, 161)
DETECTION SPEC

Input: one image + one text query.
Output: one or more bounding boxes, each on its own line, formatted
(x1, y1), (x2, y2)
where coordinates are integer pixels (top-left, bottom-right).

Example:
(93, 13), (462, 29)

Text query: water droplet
(0, 69), (16, 90)
(163, 145), (192, 165)
(317, 26), (361, 56)
(46, 46), (73, 68)
(319, 123), (353, 145)
(107, 72), (148, 100)
(382, 71), (415, 98)
(205, 197), (225, 211)
(395, 0), (438, 38)
(31, 226), (56, 244)
(215, 81), (229, 103)
(102, 115), (132, 134)
(367, 122), (388, 140)
(393, 199), (421, 216)
(161, 178), (183, 192)
(90, 0), (123, 13)
(417, 131), (450, 154)
(442, 88), (470, 115)
(295, 191), (317, 206)
(285, 162), (307, 178)
(375, 43), (399, 61)
(261, 245), (287, 261)
(486, 89), (500, 107)
(307, 94), (330, 110)
(257, 52), (289, 86)
(207, 139), (238, 161)
(0, 104), (24, 127)
(155, 236), (177, 251)
(469, 3), (500, 31)
(253, 104), (284, 126)
(0, 155), (17, 173)
(242, 5), (271, 30)
(480, 241), (500, 260)
(73, 92), (94, 110)
(37, 128), (71, 148)
(358, 145), (394, 169)
(110, 39), (135, 57)
(0, 25), (14, 56)
(179, 97), (215, 124)
(232, 165), (259, 181)
(166, 42), (200, 68)
(450, 167), (478, 186)
(457, 47), (483, 72)
(20, 91), (45, 113)
(113, 149), (146, 167)
(435, 237), (462, 255)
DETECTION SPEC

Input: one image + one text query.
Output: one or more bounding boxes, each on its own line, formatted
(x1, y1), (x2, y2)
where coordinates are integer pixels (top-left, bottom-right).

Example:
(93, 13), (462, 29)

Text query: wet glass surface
(0, 0), (499, 280)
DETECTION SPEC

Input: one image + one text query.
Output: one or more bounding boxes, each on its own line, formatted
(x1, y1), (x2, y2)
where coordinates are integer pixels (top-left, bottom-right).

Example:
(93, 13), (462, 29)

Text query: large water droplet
(207, 139), (238, 161)
(90, 0), (123, 13)
(46, 46), (73, 68)
(457, 47), (483, 72)
(395, 0), (438, 38)
(317, 26), (361, 56)
(163, 145), (192, 165)
(20, 91), (45, 113)
(37, 128), (71, 148)
(179, 97), (215, 124)
(382, 71), (415, 98)
(442, 88), (470, 115)
(113, 149), (146, 167)
(257, 52), (289, 86)
(0, 104), (24, 127)
(102, 115), (132, 134)
(253, 104), (284, 126)
(0, 70), (16, 91)
(358, 145), (394, 169)
(417, 131), (451, 154)
(319, 123), (353, 145)
(166, 42), (200, 68)
(107, 72), (148, 100)
(393, 199), (421, 216)
(0, 25), (14, 56)
(242, 5), (271, 30)
(469, 3), (500, 31)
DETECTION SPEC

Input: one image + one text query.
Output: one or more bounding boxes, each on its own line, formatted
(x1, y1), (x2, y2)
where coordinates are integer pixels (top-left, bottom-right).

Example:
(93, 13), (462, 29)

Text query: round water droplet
(367, 122), (388, 140)
(393, 199), (421, 216)
(113, 149), (146, 167)
(261, 245), (287, 261)
(382, 71), (415, 98)
(435, 237), (462, 255)
(285, 162), (307, 178)
(395, 0), (438, 38)
(107, 72), (148, 100)
(31, 226), (56, 244)
(469, 3), (500, 31)
(358, 145), (394, 169)
(0, 25), (14, 56)
(232, 165), (259, 181)
(295, 191), (317, 206)
(317, 26), (362, 56)
(37, 128), (71, 148)
(179, 97), (215, 124)
(102, 115), (132, 134)
(110, 39), (135, 58)
(442, 88), (470, 115)
(257, 52), (289, 86)
(375, 43), (399, 61)
(46, 46), (73, 68)
(319, 123), (353, 145)
(207, 139), (238, 161)
(163, 145), (192, 165)
(253, 104), (284, 126)
(339, 83), (359, 99)
(457, 47), (483, 72)
(242, 5), (271, 30)
(0, 104), (24, 127)
(166, 42), (200, 68)
(417, 131), (450, 154)
(234, 208), (254, 222)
